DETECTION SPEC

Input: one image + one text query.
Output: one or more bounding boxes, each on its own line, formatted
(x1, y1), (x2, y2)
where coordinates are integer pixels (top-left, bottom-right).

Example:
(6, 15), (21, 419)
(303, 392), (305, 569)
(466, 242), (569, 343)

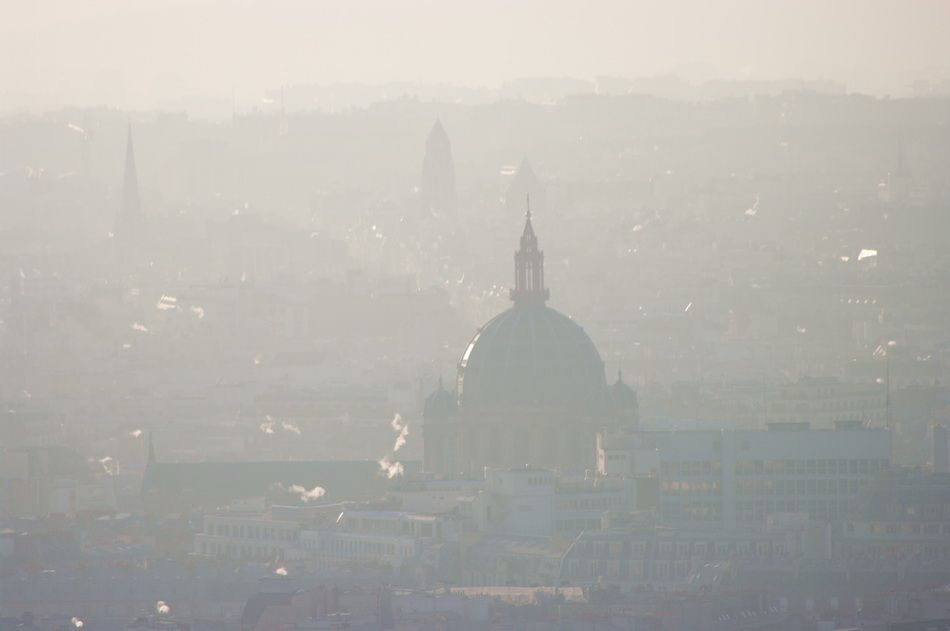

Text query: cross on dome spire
(510, 194), (549, 306)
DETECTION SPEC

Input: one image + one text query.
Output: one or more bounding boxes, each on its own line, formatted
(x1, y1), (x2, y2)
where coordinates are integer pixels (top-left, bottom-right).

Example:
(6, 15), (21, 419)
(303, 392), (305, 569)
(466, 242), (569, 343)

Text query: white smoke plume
(273, 482), (326, 503)
(390, 413), (409, 452)
(131, 322), (149, 333)
(378, 456), (404, 479)
(390, 413), (406, 433)
(281, 421), (302, 435)
(394, 424), (409, 452)
(744, 192), (760, 216)
(260, 416), (276, 435)
(156, 601), (170, 615)
(190, 305), (205, 319)
(377, 413), (409, 476)
(70, 617), (84, 628)
(96, 456), (114, 476)
(129, 429), (143, 438)
(156, 294), (178, 311)
(274, 566), (288, 576)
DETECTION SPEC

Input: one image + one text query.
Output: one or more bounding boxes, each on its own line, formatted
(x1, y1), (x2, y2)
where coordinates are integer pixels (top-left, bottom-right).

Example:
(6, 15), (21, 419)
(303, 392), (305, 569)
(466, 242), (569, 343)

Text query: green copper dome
(457, 304), (607, 413)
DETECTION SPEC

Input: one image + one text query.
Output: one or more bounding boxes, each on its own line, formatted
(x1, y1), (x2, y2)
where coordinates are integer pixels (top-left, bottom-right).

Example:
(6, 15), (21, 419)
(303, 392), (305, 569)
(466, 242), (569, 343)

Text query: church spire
(510, 195), (549, 307)
(116, 123), (141, 238)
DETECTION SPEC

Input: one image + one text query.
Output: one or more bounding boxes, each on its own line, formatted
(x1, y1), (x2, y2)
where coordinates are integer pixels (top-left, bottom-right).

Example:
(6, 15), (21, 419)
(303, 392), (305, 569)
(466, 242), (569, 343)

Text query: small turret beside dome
(423, 376), (458, 421)
(610, 369), (640, 428)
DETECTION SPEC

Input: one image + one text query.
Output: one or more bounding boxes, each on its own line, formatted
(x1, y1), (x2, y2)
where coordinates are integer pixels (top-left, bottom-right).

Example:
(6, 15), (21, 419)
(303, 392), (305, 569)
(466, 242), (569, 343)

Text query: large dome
(457, 304), (606, 412)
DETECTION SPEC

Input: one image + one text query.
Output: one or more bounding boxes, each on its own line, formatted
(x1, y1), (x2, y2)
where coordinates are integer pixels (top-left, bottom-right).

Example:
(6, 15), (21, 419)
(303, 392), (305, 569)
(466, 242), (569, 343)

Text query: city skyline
(3, 3), (950, 629)
(3, 0), (950, 114)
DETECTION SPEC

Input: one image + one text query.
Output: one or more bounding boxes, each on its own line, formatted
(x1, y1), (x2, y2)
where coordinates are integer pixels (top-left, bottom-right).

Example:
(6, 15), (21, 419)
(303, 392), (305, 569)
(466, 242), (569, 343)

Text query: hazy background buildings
(3, 2), (950, 630)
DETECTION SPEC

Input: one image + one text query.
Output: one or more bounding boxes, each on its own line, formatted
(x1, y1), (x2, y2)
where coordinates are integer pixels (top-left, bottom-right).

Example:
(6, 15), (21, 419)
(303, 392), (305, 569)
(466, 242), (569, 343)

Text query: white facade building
(598, 422), (891, 530)
(472, 467), (634, 537)
(300, 509), (451, 571)
(193, 511), (300, 561)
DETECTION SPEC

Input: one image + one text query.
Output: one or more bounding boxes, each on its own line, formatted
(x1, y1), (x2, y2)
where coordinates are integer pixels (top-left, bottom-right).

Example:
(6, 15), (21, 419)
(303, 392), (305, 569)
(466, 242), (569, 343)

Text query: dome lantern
(509, 195), (550, 307)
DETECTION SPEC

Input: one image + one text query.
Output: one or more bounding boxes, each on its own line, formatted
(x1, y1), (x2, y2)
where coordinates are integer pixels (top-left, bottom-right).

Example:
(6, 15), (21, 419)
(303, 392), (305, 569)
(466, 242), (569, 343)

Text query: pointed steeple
(116, 124), (142, 238)
(510, 195), (549, 307)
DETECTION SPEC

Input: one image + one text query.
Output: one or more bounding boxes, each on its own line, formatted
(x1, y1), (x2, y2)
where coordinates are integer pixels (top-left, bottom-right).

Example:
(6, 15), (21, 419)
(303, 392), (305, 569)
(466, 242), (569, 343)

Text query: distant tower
(419, 119), (456, 218)
(115, 124), (142, 242)
(505, 158), (546, 215)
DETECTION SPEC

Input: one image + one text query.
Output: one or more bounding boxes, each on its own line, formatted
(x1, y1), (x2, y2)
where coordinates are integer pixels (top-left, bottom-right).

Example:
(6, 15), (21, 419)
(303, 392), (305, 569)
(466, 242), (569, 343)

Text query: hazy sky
(2, 0), (949, 111)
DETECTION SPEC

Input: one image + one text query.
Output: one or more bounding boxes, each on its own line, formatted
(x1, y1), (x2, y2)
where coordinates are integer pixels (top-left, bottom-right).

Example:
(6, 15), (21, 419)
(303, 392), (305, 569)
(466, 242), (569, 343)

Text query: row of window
(770, 414), (880, 423)
(566, 540), (790, 583)
(315, 538), (414, 559)
(737, 478), (869, 496)
(206, 521), (297, 542)
(886, 504), (950, 519)
(199, 541), (283, 560)
(579, 539), (777, 559)
(735, 459), (888, 476)
(525, 476), (554, 486)
(863, 521), (950, 537)
(736, 499), (851, 522)
(663, 502), (722, 522)
(556, 495), (625, 510)
(770, 397), (883, 411)
(343, 518), (435, 538)
(660, 460), (720, 476)
(662, 480), (721, 496)
(556, 519), (601, 533)
(840, 542), (950, 561)
(777, 387), (880, 399)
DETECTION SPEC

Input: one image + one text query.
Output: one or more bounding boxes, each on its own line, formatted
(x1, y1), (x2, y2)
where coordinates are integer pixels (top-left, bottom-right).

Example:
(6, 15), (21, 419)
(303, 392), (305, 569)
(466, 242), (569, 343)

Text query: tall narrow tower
(509, 196), (549, 306)
(419, 119), (456, 219)
(115, 124), (142, 241)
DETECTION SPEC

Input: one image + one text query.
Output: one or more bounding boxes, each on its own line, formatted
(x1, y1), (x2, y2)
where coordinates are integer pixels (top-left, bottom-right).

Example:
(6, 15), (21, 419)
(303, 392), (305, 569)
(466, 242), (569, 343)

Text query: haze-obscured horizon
(3, 0), (950, 116)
